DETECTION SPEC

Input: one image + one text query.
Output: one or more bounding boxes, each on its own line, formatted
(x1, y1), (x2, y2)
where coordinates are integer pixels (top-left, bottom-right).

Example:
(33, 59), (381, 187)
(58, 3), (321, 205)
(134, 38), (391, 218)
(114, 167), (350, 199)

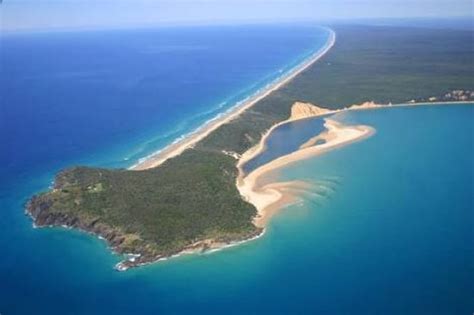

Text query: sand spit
(118, 100), (472, 268)
(238, 118), (375, 227)
(237, 100), (474, 227)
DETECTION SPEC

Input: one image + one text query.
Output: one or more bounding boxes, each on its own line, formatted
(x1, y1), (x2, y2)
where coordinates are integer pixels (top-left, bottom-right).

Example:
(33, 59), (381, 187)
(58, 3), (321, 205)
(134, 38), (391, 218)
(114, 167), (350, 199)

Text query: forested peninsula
(27, 25), (474, 270)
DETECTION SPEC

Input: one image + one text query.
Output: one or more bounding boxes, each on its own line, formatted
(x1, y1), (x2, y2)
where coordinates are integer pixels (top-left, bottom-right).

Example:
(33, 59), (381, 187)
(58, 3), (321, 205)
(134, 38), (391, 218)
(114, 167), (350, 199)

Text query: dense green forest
(197, 25), (474, 153)
(28, 24), (474, 269)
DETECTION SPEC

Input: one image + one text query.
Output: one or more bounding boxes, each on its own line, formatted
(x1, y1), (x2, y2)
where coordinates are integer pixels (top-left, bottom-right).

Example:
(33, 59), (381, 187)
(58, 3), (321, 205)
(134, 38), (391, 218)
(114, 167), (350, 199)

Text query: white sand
(130, 29), (336, 170)
(237, 118), (375, 227)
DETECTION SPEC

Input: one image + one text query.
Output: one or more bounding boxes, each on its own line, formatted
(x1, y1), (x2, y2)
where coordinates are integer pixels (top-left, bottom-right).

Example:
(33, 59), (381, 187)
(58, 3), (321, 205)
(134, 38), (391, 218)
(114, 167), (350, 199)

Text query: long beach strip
(131, 28), (336, 170)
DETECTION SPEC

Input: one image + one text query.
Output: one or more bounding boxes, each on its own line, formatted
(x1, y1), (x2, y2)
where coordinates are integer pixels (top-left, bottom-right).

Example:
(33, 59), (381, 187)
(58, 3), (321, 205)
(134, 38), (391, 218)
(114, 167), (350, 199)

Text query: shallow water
(242, 116), (327, 174)
(272, 104), (474, 314)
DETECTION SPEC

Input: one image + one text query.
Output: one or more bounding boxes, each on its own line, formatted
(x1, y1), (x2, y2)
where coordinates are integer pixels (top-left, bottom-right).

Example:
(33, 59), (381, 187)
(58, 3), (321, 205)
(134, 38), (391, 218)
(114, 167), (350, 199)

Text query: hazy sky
(1, 0), (472, 32)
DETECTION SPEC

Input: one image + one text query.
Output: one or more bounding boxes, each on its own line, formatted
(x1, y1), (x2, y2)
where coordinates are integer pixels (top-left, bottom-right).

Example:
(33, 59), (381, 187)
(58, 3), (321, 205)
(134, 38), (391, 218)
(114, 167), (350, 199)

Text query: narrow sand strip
(237, 118), (375, 227)
(131, 29), (336, 170)
(236, 101), (474, 227)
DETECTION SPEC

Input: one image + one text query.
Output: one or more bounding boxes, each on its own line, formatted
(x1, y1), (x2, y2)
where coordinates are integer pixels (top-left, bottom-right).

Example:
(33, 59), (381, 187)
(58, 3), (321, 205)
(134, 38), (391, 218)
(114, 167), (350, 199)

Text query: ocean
(1, 24), (472, 314)
(0, 24), (330, 178)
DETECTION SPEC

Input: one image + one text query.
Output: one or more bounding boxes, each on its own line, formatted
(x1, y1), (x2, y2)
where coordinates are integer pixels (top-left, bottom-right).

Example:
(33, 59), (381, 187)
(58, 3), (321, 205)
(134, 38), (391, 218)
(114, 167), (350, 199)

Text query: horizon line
(2, 15), (472, 35)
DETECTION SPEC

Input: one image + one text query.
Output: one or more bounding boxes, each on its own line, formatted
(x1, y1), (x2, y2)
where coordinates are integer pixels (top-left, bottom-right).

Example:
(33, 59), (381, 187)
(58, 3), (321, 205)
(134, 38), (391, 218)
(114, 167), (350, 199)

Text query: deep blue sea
(1, 23), (473, 314)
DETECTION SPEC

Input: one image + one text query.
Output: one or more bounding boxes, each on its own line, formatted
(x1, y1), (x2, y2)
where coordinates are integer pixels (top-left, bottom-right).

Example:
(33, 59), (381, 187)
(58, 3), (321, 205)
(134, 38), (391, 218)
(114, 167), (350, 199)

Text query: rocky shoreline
(27, 193), (262, 271)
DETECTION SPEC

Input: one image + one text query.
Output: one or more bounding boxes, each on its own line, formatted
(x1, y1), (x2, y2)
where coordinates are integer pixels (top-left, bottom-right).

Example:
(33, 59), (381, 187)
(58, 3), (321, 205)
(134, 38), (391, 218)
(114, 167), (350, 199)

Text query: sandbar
(237, 118), (375, 227)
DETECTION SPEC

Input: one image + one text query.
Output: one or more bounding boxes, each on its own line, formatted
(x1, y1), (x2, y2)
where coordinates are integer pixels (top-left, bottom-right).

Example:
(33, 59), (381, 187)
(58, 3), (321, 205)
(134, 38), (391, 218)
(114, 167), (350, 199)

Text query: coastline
(236, 99), (474, 178)
(116, 228), (266, 271)
(24, 100), (473, 271)
(130, 28), (336, 170)
(23, 18), (473, 272)
(115, 229), (265, 271)
(121, 100), (474, 268)
(15, 21), (474, 307)
(26, 192), (265, 272)
(122, 110), (374, 268)
(238, 118), (375, 227)
(236, 100), (473, 227)
(25, 29), (338, 272)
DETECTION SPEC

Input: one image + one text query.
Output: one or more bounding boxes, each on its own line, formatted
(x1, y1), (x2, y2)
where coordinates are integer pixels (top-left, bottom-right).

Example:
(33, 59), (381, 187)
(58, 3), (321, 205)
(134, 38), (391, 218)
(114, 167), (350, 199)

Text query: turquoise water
(271, 104), (474, 314)
(3, 103), (472, 314)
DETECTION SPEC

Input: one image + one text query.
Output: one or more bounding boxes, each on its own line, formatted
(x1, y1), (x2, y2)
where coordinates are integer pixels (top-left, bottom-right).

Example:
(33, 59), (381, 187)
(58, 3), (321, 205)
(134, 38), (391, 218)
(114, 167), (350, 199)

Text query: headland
(26, 24), (474, 270)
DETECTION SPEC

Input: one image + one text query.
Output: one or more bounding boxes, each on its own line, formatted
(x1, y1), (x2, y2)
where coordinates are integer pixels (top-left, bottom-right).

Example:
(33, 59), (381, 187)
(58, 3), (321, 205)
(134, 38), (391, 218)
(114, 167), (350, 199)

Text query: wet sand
(237, 118), (375, 227)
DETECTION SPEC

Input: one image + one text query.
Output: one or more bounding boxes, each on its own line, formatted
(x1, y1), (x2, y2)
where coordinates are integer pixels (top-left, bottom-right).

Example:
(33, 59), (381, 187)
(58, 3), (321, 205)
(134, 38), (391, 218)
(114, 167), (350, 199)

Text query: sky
(1, 0), (473, 32)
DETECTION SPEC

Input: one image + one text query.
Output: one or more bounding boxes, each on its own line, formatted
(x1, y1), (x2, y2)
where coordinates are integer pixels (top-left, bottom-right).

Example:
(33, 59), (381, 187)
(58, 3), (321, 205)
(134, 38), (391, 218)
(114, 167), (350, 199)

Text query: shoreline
(27, 101), (470, 271)
(130, 28), (336, 170)
(238, 118), (375, 227)
(120, 100), (474, 268)
(26, 194), (265, 272)
(237, 100), (474, 176)
(237, 100), (473, 227)
(115, 229), (265, 271)
(25, 18), (473, 271)
(26, 28), (339, 272)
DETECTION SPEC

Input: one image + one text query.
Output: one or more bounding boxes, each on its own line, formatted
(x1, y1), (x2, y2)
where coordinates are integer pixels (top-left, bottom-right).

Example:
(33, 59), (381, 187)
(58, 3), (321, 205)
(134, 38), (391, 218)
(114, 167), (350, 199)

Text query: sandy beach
(127, 23), (470, 229)
(237, 118), (375, 227)
(236, 99), (474, 227)
(131, 29), (336, 170)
